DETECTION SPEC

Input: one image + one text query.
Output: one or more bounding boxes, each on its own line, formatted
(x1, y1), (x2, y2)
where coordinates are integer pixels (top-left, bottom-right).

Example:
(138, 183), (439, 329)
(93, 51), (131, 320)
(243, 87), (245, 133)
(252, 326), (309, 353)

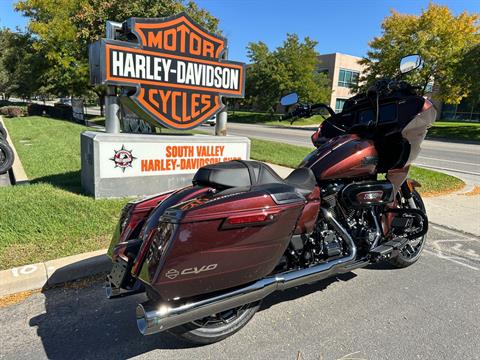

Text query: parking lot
(1, 225), (478, 360)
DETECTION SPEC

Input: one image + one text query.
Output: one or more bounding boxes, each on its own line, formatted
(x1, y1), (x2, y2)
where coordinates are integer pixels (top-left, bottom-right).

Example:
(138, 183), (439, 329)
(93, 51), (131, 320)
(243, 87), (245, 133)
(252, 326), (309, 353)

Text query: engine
(282, 182), (382, 270)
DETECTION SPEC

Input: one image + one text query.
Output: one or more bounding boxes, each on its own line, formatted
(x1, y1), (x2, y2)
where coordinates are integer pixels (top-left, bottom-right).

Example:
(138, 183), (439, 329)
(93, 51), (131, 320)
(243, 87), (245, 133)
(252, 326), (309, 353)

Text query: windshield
(358, 103), (397, 125)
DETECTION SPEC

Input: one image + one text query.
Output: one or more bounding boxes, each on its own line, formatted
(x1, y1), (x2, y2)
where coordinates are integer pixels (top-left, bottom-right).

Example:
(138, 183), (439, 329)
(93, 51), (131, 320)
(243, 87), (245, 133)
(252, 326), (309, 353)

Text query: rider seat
(193, 160), (316, 196)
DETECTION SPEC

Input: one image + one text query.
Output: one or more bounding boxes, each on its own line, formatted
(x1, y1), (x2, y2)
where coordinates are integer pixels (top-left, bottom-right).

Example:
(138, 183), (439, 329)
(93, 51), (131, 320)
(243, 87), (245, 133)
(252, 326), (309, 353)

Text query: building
(317, 53), (366, 113)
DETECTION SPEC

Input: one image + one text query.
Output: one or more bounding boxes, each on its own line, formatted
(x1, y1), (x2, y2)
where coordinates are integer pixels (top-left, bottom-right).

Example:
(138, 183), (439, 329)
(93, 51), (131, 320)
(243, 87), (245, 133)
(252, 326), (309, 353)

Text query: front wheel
(168, 301), (261, 344)
(389, 189), (427, 268)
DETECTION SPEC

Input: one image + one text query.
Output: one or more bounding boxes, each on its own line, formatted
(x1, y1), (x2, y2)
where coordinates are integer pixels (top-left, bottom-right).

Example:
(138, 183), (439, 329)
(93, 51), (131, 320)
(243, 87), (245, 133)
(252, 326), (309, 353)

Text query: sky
(1, 0), (478, 63)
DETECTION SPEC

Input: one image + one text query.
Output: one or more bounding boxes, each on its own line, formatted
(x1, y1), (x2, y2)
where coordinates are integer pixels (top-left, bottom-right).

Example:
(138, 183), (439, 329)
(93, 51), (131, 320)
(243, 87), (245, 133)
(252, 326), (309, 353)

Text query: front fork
(401, 179), (420, 209)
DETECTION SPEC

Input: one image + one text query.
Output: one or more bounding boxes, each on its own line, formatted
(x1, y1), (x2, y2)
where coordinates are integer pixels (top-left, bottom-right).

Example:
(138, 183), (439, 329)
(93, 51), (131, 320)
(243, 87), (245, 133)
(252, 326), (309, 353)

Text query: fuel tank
(300, 134), (378, 181)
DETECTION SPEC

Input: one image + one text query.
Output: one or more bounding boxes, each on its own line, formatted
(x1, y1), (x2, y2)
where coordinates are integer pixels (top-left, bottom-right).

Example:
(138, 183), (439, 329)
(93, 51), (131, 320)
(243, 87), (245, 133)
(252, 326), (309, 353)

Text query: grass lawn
(428, 121), (480, 142)
(0, 116), (128, 269)
(250, 138), (464, 195)
(229, 111), (325, 127)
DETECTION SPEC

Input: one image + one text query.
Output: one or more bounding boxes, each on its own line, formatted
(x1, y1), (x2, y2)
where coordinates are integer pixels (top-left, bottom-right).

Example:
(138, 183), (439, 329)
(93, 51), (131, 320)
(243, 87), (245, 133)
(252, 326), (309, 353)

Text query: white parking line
(424, 249), (479, 271)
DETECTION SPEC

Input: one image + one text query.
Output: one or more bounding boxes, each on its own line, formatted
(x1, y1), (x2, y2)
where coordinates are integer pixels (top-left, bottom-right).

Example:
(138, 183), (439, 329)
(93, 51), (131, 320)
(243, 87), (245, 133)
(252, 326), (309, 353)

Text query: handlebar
(283, 103), (335, 123)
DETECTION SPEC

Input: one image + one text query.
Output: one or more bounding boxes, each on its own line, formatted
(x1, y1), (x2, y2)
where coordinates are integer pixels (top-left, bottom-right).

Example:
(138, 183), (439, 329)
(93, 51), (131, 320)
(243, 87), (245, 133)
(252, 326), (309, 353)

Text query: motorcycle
(106, 54), (436, 344)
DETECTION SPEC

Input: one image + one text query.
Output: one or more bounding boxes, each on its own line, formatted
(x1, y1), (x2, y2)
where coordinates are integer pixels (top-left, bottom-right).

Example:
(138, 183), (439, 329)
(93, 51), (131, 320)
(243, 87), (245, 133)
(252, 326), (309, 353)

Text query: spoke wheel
(191, 304), (250, 328)
(168, 301), (261, 344)
(389, 189), (427, 268)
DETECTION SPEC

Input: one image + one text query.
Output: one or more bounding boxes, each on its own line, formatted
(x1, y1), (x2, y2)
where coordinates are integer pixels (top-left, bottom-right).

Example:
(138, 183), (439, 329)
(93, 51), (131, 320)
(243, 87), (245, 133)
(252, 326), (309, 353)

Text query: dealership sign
(100, 141), (248, 179)
(89, 13), (245, 129)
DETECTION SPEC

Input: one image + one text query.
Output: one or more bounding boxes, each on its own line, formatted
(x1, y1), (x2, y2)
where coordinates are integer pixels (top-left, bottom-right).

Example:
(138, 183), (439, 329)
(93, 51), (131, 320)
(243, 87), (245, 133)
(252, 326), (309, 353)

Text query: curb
(0, 116), (29, 184)
(0, 249), (111, 297)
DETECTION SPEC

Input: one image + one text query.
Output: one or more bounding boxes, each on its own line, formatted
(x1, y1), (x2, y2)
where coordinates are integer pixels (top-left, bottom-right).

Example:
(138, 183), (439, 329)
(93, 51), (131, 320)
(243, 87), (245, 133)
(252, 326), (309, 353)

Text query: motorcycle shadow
(28, 278), (196, 359)
(28, 272), (358, 357)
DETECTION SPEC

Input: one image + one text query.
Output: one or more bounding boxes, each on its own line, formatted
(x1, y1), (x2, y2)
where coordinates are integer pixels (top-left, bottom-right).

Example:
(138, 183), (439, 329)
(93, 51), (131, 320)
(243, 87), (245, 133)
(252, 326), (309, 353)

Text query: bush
(0, 106), (27, 117)
(27, 103), (46, 116)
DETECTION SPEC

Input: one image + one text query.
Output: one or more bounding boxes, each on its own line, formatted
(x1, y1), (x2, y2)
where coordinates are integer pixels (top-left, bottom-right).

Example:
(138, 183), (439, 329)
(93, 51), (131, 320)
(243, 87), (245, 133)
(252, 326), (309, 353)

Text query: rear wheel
(389, 189), (427, 268)
(168, 301), (261, 344)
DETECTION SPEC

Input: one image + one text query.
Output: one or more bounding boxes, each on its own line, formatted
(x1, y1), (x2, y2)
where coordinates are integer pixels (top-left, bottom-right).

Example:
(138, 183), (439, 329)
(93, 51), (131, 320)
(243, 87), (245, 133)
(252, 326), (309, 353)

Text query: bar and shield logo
(90, 13), (245, 129)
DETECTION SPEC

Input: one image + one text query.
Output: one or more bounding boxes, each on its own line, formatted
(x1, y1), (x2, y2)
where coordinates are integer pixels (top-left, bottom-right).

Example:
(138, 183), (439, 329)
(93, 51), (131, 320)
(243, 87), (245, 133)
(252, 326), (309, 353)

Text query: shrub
(0, 106), (27, 118)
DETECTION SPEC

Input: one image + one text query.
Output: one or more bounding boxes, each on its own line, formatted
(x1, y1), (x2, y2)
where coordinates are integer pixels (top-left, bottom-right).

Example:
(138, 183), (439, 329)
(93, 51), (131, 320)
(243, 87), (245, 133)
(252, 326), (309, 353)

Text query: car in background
(56, 97), (72, 106)
(205, 114), (216, 126)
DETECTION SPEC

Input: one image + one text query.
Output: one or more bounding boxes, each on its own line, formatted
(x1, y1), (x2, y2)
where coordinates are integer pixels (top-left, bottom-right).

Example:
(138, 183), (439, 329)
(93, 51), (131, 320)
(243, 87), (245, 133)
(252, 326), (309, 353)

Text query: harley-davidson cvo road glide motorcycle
(106, 55), (436, 344)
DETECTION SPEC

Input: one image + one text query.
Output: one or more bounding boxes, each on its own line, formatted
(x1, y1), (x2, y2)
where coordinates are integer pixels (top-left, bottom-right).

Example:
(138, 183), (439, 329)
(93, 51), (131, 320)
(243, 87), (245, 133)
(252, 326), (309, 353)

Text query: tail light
(221, 211), (279, 229)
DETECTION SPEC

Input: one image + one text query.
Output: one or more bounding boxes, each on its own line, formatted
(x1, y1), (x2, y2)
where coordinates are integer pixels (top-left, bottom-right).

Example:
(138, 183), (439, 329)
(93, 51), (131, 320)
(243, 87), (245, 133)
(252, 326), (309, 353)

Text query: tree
(359, 4), (480, 104)
(0, 28), (47, 99)
(456, 45), (480, 105)
(14, 0), (219, 100)
(246, 34), (331, 112)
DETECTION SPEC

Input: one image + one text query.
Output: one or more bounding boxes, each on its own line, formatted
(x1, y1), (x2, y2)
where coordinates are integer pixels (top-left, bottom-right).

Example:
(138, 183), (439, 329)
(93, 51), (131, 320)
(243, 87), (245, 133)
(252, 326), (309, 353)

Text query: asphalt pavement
(209, 123), (480, 185)
(1, 225), (478, 360)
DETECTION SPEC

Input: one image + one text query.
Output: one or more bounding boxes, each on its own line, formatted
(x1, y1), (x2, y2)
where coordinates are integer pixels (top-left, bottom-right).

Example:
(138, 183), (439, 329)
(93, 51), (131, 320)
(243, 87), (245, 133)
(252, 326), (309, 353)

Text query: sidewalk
(0, 249), (110, 297)
(424, 188), (480, 236)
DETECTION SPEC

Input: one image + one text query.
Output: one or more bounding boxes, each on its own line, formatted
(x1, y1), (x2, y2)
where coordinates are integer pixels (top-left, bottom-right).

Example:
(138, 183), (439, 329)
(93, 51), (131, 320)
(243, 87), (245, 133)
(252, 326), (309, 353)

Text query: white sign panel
(99, 141), (248, 179)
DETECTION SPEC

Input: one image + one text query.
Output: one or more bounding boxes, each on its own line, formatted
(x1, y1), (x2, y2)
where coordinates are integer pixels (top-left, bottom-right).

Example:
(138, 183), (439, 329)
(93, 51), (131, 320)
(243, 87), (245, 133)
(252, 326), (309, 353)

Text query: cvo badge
(89, 13), (245, 129)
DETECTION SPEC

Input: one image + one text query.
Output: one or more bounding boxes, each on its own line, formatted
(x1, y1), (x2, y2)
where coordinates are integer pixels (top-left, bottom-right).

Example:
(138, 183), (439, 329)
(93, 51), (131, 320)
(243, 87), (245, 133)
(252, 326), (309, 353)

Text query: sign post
(104, 21), (122, 134)
(83, 13), (249, 198)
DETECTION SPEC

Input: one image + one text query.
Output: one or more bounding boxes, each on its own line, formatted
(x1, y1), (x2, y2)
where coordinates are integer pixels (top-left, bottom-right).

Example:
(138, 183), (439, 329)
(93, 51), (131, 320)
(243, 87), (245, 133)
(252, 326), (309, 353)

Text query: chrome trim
(136, 208), (359, 335)
(370, 209), (382, 249)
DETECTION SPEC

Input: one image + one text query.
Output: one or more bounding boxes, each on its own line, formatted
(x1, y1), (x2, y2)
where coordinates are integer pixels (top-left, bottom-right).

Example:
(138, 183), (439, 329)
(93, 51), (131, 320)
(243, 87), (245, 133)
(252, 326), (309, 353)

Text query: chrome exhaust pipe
(137, 208), (359, 335)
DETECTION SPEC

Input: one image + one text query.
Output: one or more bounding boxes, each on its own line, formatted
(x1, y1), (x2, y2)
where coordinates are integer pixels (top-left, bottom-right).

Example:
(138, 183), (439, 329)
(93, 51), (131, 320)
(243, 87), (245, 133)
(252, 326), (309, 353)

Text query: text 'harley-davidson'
(106, 54), (436, 344)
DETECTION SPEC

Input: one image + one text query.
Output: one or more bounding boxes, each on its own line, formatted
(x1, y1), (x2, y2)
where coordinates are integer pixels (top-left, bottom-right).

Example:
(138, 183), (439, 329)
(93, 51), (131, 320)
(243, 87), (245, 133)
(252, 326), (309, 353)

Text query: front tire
(168, 301), (261, 345)
(389, 189), (427, 268)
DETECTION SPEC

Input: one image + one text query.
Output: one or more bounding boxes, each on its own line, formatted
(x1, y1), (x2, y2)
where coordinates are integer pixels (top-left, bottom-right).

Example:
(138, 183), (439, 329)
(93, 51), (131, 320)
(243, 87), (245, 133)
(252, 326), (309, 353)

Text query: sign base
(81, 131), (250, 198)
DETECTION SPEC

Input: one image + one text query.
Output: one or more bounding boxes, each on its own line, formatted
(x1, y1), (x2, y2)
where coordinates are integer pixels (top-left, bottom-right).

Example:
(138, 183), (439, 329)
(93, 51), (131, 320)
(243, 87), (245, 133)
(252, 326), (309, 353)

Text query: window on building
(335, 98), (347, 113)
(338, 69), (359, 88)
(317, 67), (329, 76)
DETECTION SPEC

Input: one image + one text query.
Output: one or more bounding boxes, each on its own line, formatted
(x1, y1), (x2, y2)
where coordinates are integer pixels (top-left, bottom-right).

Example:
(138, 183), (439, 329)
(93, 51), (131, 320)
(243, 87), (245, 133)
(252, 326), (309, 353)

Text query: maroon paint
(295, 186), (320, 234)
(131, 186), (210, 275)
(304, 134), (378, 181)
(143, 190), (305, 300)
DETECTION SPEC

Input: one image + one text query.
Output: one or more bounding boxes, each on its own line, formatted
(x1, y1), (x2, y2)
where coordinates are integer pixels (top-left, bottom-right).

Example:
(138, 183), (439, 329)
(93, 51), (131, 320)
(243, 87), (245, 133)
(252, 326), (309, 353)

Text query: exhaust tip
(136, 304), (148, 335)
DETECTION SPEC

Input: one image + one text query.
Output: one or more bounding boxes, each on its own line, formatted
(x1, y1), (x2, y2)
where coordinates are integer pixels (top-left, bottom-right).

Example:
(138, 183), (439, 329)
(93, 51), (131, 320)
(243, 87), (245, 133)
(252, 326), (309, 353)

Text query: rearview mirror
(280, 92), (299, 106)
(400, 55), (422, 74)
